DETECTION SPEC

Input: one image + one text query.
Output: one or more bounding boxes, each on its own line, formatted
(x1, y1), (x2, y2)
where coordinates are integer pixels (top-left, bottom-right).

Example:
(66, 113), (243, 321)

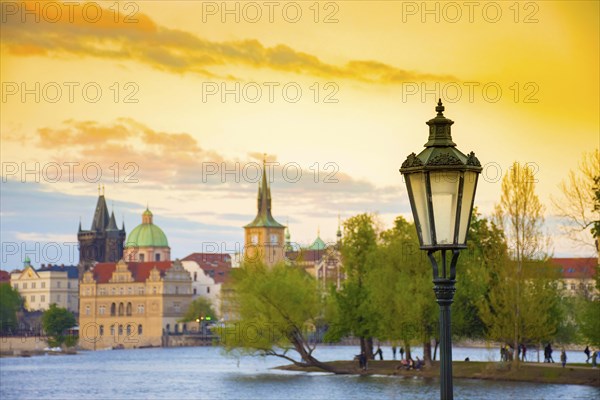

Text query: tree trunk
(365, 337), (374, 360)
(423, 339), (433, 367)
(404, 341), (412, 360)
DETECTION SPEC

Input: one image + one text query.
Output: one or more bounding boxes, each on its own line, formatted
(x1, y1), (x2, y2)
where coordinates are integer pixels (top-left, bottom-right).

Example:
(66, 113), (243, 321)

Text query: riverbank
(276, 360), (600, 387)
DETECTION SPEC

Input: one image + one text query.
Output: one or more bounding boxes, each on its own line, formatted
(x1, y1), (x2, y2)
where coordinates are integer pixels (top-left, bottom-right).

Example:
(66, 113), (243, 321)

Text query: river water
(1, 346), (598, 399)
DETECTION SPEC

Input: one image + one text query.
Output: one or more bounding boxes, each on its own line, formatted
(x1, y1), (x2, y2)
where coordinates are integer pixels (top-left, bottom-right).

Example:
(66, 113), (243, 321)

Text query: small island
(276, 360), (600, 387)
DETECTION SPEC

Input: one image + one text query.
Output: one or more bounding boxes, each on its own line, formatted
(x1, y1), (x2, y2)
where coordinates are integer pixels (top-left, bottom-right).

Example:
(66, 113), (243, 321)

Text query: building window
(57, 294), (61, 301)
(68, 282), (71, 289)
(155, 253), (160, 261)
(85, 305), (90, 316)
(31, 295), (35, 302)
(175, 286), (179, 294)
(99, 288), (105, 295)
(128, 287), (132, 295)
(139, 254), (145, 262)
(85, 288), (91, 296)
(153, 287), (157, 294)
(41, 282), (45, 289)
(251, 234), (258, 244)
(194, 272), (197, 281)
(137, 304), (144, 314)
(270, 234), (278, 244)
(99, 306), (105, 315)
(32, 282), (36, 289)
(41, 295), (45, 302)
(118, 325), (123, 336)
(23, 282), (27, 289)
(193, 288), (197, 295)
(138, 287), (144, 295)
(110, 325), (115, 336)
(119, 288), (124, 295)
(111, 303), (116, 316)
(111, 288), (116, 295)
(138, 324), (143, 335)
(174, 302), (180, 312)
(207, 287), (210, 294)
(99, 325), (104, 336)
(118, 303), (124, 316)
(126, 324), (132, 336)
(57, 281), (61, 288)
(571, 284), (576, 290)
(13, 283), (18, 289)
(126, 302), (132, 316)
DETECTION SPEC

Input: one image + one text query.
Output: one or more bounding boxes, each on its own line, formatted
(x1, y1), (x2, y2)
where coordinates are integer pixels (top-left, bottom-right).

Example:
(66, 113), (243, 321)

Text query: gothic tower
(78, 187), (126, 269)
(243, 158), (285, 266)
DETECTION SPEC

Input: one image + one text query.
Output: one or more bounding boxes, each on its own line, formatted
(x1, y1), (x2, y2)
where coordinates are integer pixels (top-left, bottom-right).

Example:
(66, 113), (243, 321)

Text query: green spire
(244, 156), (284, 228)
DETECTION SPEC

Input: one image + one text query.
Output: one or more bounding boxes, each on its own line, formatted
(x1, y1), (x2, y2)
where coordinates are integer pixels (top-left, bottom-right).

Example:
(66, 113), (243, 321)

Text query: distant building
(243, 159), (286, 266)
(286, 223), (344, 289)
(78, 259), (192, 350)
(551, 257), (598, 298)
(124, 207), (171, 262)
(78, 188), (126, 267)
(0, 270), (10, 283)
(10, 257), (79, 313)
(181, 253), (233, 319)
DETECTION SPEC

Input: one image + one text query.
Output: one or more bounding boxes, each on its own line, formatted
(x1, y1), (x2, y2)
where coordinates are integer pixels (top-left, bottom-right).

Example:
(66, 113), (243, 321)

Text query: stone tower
(78, 187), (126, 269)
(243, 158), (286, 266)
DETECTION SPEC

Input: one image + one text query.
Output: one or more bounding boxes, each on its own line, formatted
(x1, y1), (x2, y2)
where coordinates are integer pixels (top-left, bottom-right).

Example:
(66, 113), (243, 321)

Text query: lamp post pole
(399, 100), (481, 400)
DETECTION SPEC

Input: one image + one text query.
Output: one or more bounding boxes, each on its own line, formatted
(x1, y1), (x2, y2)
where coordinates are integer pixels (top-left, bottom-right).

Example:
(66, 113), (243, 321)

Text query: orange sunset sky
(1, 1), (598, 267)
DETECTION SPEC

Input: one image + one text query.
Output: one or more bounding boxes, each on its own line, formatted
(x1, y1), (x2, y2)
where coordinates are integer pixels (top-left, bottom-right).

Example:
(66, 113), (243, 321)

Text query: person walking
(392, 346), (397, 360)
(521, 344), (527, 362)
(560, 349), (567, 368)
(548, 343), (555, 363)
(399, 347), (404, 360)
(592, 350), (598, 368)
(584, 346), (591, 363)
(374, 347), (383, 360)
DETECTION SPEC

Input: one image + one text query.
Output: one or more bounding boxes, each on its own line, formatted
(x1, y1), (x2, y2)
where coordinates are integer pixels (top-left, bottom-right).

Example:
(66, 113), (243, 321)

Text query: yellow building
(243, 159), (285, 266)
(10, 257), (79, 313)
(78, 259), (192, 350)
(552, 257), (598, 298)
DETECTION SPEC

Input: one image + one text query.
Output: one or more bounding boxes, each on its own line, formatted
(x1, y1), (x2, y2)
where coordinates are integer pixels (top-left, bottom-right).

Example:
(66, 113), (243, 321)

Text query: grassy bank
(276, 360), (600, 387)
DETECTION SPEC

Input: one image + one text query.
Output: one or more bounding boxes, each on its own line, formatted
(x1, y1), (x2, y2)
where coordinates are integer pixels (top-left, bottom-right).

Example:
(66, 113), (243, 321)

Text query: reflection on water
(1, 346), (598, 400)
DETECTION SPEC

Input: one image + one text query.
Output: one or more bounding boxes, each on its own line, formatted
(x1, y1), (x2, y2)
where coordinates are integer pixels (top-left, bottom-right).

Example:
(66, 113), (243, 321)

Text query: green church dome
(125, 207), (169, 248)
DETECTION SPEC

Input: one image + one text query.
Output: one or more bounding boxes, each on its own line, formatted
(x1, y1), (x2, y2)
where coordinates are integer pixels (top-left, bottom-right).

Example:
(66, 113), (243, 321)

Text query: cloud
(3, 118), (411, 218)
(2, 2), (457, 83)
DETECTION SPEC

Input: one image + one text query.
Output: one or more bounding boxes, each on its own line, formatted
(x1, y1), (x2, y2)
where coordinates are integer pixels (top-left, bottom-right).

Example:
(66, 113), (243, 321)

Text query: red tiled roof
(182, 253), (232, 284)
(550, 258), (598, 279)
(92, 261), (173, 284)
(0, 270), (10, 282)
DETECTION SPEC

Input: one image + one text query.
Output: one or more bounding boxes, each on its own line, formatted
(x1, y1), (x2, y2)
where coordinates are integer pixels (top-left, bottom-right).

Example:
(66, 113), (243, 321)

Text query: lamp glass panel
(458, 171), (478, 244)
(408, 172), (431, 245)
(430, 170), (461, 245)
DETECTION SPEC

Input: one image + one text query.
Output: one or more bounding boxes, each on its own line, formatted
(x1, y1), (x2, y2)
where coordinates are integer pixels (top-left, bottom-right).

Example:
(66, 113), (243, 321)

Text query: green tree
(0, 283), (22, 334)
(484, 162), (559, 362)
(180, 297), (216, 323)
(219, 262), (338, 372)
(366, 216), (437, 364)
(325, 213), (379, 360)
(41, 304), (77, 347)
(453, 210), (506, 340)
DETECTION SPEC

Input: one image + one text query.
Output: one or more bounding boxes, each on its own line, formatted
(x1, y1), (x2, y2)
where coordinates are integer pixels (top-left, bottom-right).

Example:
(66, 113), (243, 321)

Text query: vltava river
(1, 346), (597, 399)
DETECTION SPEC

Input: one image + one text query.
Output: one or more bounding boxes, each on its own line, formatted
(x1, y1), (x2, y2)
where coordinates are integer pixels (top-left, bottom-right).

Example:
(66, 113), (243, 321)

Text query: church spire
(91, 190), (109, 231)
(245, 154), (284, 228)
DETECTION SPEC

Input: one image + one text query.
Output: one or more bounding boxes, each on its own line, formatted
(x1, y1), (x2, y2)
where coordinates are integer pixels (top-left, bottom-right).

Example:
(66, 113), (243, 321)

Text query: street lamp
(399, 99), (481, 400)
